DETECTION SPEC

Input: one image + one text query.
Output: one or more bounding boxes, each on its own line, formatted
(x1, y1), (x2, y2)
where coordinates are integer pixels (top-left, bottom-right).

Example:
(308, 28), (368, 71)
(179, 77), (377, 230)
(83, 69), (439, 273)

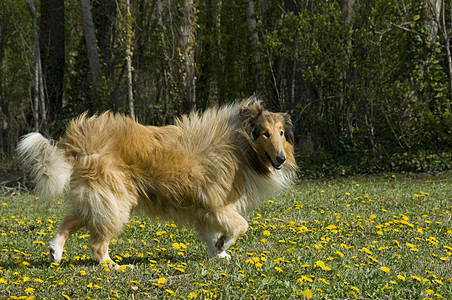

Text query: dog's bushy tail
(17, 133), (72, 201)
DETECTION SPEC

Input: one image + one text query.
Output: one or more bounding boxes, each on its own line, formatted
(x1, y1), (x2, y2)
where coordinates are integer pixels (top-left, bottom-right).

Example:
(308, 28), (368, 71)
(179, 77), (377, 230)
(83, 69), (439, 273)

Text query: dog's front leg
(196, 205), (249, 259)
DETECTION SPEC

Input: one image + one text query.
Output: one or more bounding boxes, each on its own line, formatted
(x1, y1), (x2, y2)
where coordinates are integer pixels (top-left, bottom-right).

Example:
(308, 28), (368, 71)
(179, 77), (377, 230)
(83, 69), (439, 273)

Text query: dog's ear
(240, 101), (264, 141)
(280, 113), (294, 144)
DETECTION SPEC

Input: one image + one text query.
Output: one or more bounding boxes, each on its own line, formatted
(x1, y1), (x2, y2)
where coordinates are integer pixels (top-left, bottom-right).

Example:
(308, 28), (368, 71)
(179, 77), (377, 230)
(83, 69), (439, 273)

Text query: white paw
(101, 258), (134, 271)
(115, 264), (135, 271)
(48, 239), (63, 263)
(218, 251), (231, 260)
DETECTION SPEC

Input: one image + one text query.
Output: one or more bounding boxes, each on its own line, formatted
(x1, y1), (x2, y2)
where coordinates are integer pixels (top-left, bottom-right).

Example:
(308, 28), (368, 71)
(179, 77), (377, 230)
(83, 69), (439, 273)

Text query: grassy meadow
(0, 172), (451, 299)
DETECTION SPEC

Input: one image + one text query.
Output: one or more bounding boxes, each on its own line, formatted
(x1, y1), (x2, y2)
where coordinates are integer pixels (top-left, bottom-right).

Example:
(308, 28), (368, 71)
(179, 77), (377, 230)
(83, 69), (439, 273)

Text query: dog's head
(240, 101), (294, 170)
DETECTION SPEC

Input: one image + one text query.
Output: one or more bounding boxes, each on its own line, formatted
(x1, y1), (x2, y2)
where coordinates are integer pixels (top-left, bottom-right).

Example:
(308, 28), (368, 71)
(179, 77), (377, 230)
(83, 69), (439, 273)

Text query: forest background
(0, 0), (451, 177)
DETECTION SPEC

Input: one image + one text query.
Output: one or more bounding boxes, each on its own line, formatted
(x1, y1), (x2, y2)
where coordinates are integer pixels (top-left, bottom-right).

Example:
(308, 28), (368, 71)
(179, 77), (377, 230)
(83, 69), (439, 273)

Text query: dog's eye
(263, 132), (270, 138)
(280, 131), (284, 136)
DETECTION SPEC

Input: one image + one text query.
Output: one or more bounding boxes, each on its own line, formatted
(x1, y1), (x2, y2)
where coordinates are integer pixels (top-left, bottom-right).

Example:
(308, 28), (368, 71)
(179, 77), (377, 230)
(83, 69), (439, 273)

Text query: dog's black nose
(276, 154), (286, 164)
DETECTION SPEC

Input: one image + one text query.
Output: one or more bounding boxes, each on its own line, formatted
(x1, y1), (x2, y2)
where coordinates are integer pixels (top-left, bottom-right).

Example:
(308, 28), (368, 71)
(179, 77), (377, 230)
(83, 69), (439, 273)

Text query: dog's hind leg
(85, 214), (134, 270)
(88, 230), (116, 268)
(85, 199), (134, 269)
(196, 205), (248, 259)
(49, 214), (84, 263)
(87, 222), (135, 270)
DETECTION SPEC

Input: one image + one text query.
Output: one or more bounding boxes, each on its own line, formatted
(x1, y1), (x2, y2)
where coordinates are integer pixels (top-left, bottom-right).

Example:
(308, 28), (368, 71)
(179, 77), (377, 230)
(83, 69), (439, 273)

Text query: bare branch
(390, 22), (428, 39)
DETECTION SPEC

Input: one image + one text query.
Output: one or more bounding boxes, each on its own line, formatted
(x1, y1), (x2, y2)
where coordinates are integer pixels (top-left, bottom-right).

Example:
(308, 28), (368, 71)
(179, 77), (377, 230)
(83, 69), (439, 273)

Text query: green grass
(1, 172), (451, 299)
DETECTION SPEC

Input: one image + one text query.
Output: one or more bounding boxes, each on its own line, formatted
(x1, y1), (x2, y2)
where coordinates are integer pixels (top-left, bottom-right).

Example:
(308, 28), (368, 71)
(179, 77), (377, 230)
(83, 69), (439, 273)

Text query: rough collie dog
(17, 98), (298, 267)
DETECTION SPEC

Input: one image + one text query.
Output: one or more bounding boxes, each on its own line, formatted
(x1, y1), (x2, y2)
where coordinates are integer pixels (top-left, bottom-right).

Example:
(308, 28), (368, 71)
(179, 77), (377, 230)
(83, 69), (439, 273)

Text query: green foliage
(196, 0), (257, 106)
(0, 0), (34, 142)
(259, 0), (452, 174)
(1, 0), (452, 174)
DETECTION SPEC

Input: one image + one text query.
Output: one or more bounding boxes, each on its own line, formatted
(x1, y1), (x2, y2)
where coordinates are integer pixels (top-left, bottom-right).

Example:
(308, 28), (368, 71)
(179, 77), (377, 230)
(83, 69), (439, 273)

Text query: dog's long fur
(17, 98), (298, 265)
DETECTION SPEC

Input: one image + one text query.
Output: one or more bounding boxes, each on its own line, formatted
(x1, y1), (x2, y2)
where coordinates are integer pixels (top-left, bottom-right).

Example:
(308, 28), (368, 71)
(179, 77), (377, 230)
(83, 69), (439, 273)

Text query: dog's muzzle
(266, 152), (285, 170)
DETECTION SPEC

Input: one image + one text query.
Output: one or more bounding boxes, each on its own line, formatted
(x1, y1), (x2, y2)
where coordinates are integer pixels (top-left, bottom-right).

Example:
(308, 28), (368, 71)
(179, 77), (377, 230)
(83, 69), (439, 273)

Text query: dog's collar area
(265, 152), (282, 170)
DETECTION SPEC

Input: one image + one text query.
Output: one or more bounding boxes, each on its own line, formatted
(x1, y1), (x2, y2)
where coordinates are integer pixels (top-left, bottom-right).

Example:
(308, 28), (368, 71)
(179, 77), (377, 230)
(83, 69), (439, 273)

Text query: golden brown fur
(17, 98), (298, 265)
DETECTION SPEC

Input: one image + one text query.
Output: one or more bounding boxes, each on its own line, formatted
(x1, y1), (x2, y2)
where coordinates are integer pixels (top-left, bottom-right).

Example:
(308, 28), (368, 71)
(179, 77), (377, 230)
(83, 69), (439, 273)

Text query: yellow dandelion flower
(406, 242), (418, 251)
(315, 260), (325, 267)
(425, 289), (434, 296)
(368, 256), (379, 264)
(263, 230), (270, 236)
(275, 266), (283, 273)
(380, 267), (390, 273)
(318, 277), (329, 284)
(297, 275), (314, 284)
(20, 261), (32, 268)
(166, 289), (175, 295)
(62, 294), (71, 299)
(25, 287), (34, 294)
(304, 288), (313, 298)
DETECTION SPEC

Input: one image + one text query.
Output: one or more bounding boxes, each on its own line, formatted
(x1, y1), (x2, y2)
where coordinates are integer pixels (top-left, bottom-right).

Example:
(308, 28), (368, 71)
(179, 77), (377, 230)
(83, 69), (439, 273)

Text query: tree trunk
(156, 0), (173, 121)
(339, 0), (356, 24)
(440, 0), (452, 93)
(179, 0), (196, 114)
(39, 0), (64, 136)
(0, 2), (10, 152)
(80, 0), (101, 95)
(25, 0), (47, 134)
(125, 0), (135, 119)
(425, 0), (442, 46)
(246, 0), (262, 93)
